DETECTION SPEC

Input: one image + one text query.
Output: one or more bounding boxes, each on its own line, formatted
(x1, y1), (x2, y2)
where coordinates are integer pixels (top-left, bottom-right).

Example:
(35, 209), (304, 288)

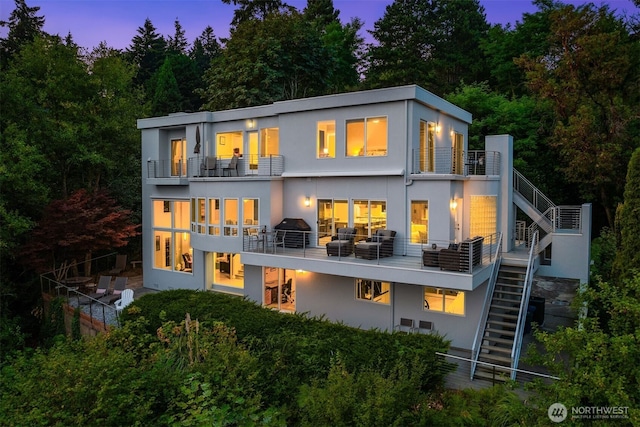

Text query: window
(208, 198), (220, 235)
(424, 287), (465, 315)
(217, 131), (243, 159)
(346, 117), (387, 157)
(411, 201), (428, 244)
(317, 121), (335, 158)
(353, 199), (386, 241)
(171, 138), (186, 176)
(419, 121), (435, 172)
(242, 198), (259, 235)
(451, 131), (464, 174)
(260, 127), (279, 156)
(356, 279), (390, 304)
(212, 252), (244, 288)
(153, 199), (192, 273)
(224, 198), (238, 236)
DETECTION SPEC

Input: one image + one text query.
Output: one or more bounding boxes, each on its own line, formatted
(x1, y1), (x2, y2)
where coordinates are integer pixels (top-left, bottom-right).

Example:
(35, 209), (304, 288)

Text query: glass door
(171, 138), (186, 176)
(248, 131), (258, 170)
(263, 268), (296, 312)
(317, 199), (349, 245)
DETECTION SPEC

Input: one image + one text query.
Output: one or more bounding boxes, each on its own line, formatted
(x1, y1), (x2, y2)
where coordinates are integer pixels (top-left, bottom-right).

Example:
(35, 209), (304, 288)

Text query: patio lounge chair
(326, 227), (357, 256)
(109, 254), (127, 275)
(354, 230), (396, 260)
(78, 275), (112, 305)
(101, 276), (128, 304)
(223, 155), (238, 176)
(114, 289), (134, 313)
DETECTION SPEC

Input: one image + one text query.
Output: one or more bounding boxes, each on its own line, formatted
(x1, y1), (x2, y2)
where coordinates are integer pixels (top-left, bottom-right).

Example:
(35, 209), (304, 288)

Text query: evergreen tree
(222, 0), (294, 28)
(126, 18), (167, 87)
(303, 0), (339, 29)
(190, 25), (221, 74)
(166, 18), (188, 55)
(0, 0), (45, 67)
(151, 57), (183, 115)
(612, 148), (640, 280)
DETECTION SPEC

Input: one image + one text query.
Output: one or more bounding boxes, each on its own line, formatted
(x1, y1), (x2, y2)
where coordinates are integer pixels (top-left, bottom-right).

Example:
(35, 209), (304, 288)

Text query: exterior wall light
(304, 196), (311, 207)
(246, 119), (256, 129)
(435, 123), (441, 133)
(450, 199), (457, 210)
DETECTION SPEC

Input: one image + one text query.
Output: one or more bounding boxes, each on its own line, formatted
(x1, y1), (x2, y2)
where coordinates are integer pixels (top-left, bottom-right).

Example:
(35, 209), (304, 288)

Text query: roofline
(137, 85), (471, 129)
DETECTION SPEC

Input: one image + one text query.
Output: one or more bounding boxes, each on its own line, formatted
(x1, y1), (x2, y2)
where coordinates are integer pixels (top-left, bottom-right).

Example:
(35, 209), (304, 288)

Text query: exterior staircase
(473, 263), (526, 382)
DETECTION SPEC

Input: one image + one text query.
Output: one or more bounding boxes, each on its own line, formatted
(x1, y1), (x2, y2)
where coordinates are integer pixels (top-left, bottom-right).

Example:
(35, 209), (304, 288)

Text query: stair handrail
(513, 169), (555, 215)
(510, 230), (539, 380)
(470, 232), (503, 379)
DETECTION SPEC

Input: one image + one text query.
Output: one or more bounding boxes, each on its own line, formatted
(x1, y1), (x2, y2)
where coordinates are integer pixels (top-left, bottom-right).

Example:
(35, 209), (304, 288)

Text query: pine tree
(612, 148), (640, 280)
(0, 0), (45, 67)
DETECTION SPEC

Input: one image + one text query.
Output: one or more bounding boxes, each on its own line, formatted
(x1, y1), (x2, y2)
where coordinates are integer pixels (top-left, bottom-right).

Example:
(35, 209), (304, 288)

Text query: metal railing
(510, 230), (539, 380)
(513, 169), (555, 215)
(242, 229), (501, 272)
(470, 232), (503, 379)
(437, 351), (559, 387)
(411, 149), (501, 176)
(146, 155), (284, 179)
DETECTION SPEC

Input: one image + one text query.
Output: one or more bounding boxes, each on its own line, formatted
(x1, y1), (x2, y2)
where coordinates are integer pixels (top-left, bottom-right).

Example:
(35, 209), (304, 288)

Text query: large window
(212, 252), (244, 289)
(353, 199), (386, 241)
(356, 279), (390, 304)
(419, 121), (435, 172)
(217, 131), (243, 158)
(424, 287), (465, 315)
(224, 198), (238, 236)
(317, 121), (335, 158)
(153, 199), (192, 273)
(346, 117), (387, 157)
(410, 201), (428, 244)
(260, 127), (279, 156)
(470, 195), (497, 239)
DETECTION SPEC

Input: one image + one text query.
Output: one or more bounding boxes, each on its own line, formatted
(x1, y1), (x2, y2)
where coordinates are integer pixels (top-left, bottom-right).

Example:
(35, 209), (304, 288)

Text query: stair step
(499, 266), (527, 274)
(482, 336), (515, 345)
(493, 297), (521, 303)
(488, 312), (519, 320)
(494, 289), (523, 296)
(496, 279), (524, 287)
(490, 304), (520, 311)
(474, 367), (511, 381)
(478, 353), (513, 364)
(485, 327), (516, 336)
(481, 344), (512, 355)
(486, 320), (516, 328)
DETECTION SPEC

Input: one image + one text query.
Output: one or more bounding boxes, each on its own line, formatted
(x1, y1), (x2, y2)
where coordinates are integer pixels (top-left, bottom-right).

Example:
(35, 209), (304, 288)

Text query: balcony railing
(242, 230), (501, 273)
(146, 155), (284, 179)
(411, 149), (500, 176)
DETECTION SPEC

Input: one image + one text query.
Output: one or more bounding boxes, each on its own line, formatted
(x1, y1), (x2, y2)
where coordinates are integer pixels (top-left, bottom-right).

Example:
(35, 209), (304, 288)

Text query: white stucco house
(138, 85), (591, 380)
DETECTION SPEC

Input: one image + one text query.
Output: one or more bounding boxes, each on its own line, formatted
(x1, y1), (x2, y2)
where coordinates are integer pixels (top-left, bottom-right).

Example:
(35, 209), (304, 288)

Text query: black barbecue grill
(273, 218), (311, 248)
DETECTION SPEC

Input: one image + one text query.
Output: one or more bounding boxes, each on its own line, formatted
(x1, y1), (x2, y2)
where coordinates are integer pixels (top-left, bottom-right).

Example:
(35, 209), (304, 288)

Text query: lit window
(410, 201), (428, 244)
(208, 198), (220, 236)
(317, 121), (335, 158)
(424, 287), (465, 315)
(346, 117), (387, 157)
(152, 199), (192, 274)
(224, 198), (238, 236)
(356, 279), (390, 304)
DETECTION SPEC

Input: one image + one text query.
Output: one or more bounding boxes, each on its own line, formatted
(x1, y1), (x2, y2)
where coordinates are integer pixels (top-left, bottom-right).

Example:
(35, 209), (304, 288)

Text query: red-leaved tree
(21, 189), (140, 277)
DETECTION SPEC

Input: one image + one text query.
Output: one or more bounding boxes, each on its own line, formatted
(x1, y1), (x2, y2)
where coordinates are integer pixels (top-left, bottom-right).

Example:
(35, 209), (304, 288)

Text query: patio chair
(200, 156), (218, 177)
(109, 254), (127, 275)
(114, 289), (134, 313)
(101, 276), (128, 304)
(182, 253), (192, 271)
(326, 227), (356, 256)
(78, 275), (112, 304)
(354, 230), (396, 260)
(223, 155), (238, 176)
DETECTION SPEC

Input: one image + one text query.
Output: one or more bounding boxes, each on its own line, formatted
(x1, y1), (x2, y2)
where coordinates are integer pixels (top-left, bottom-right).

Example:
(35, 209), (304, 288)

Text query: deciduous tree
(20, 189), (139, 276)
(516, 3), (640, 227)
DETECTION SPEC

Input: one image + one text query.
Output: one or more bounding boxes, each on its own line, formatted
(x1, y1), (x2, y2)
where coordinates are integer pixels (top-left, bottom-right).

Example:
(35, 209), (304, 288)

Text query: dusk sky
(0, 0), (638, 51)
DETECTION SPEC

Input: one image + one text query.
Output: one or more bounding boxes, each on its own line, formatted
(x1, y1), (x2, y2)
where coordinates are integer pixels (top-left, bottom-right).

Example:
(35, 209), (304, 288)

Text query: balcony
(146, 155), (284, 183)
(240, 231), (501, 291)
(411, 149), (500, 176)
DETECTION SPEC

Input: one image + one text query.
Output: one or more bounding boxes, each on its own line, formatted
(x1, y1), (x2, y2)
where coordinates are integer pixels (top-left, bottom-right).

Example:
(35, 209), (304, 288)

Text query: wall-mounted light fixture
(450, 199), (458, 210)
(435, 122), (441, 133)
(246, 119), (256, 129)
(304, 196), (311, 207)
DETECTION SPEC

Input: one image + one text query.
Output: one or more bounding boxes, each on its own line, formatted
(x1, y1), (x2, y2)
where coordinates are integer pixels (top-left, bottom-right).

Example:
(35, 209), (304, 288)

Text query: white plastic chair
(114, 289), (134, 313)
